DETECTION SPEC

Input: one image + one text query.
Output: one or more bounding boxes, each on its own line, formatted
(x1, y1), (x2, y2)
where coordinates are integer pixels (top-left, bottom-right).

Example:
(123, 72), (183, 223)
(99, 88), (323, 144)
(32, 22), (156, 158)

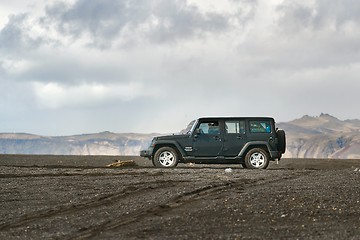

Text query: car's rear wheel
(153, 147), (178, 168)
(244, 148), (269, 169)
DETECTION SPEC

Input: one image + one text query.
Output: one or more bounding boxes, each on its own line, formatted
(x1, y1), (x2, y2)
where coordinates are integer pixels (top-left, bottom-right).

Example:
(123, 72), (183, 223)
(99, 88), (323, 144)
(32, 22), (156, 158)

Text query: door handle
(237, 136), (243, 140)
(214, 136), (222, 141)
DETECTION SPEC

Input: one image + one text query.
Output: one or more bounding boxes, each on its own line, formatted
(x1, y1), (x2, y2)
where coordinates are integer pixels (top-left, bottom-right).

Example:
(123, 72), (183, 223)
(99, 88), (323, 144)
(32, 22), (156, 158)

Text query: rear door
(222, 119), (247, 157)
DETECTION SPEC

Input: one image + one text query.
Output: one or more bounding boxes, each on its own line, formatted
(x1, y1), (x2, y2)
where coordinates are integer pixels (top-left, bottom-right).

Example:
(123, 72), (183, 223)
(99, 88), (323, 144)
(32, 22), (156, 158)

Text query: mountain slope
(0, 132), (156, 156)
(279, 113), (360, 159)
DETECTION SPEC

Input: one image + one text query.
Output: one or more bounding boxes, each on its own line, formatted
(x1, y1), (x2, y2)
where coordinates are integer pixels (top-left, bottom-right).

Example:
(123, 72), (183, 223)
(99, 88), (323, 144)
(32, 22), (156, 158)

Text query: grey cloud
(0, 61), (5, 74)
(43, 0), (231, 48)
(236, 0), (360, 73)
(277, 0), (360, 31)
(43, 0), (149, 48)
(0, 14), (44, 54)
(148, 1), (230, 43)
(231, 0), (258, 23)
(276, 3), (314, 31)
(314, 0), (360, 27)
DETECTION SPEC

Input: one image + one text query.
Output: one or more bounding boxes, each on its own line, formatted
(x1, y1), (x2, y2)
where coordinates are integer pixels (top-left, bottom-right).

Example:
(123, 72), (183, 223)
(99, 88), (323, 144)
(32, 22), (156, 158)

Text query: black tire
(244, 148), (270, 169)
(276, 130), (286, 154)
(153, 147), (178, 168)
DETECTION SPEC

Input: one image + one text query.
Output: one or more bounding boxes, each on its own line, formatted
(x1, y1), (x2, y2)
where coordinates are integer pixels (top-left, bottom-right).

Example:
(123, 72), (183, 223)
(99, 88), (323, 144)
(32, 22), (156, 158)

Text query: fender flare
(237, 141), (272, 158)
(153, 140), (187, 158)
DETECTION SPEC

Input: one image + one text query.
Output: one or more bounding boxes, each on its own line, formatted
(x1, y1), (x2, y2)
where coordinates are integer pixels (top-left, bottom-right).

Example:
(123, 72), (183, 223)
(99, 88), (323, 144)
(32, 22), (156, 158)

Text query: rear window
(249, 120), (271, 133)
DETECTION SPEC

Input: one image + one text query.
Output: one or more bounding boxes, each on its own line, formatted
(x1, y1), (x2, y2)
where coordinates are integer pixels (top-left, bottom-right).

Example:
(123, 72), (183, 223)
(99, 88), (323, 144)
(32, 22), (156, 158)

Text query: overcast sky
(1, 0), (360, 135)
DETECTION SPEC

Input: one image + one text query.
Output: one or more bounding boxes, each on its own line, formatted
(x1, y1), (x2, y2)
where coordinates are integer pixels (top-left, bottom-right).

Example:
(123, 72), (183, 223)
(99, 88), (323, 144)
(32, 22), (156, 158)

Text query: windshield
(180, 120), (196, 134)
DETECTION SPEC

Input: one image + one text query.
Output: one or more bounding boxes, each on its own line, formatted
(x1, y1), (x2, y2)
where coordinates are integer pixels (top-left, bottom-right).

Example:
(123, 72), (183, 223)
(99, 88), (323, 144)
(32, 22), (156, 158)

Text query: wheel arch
(153, 141), (185, 160)
(238, 142), (271, 159)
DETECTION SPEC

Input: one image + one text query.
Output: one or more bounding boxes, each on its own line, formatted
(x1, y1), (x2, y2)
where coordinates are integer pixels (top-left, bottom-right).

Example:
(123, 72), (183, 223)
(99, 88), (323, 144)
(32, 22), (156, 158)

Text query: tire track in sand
(65, 171), (308, 239)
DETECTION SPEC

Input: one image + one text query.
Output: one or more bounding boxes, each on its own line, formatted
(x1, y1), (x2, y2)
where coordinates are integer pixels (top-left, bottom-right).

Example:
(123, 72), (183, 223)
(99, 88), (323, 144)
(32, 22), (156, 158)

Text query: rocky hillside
(0, 132), (156, 156)
(278, 113), (360, 159)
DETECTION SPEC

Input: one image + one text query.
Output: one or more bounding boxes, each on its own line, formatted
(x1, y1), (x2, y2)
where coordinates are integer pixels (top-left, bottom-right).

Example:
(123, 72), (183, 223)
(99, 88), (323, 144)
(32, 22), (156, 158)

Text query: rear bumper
(269, 151), (281, 160)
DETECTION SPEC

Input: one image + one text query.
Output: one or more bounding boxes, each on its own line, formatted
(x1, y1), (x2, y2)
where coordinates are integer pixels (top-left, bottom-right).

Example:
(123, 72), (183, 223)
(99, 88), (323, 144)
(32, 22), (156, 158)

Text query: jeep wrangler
(140, 117), (286, 169)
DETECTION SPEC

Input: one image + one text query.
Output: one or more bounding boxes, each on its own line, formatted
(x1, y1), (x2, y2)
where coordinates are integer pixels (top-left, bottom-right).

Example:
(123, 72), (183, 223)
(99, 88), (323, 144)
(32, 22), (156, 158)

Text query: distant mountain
(278, 113), (360, 159)
(0, 132), (156, 156)
(1, 114), (360, 158)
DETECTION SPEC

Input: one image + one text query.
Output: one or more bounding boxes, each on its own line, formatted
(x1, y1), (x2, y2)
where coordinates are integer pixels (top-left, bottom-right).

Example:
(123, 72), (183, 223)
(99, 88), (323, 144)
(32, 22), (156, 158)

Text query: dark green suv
(140, 117), (286, 169)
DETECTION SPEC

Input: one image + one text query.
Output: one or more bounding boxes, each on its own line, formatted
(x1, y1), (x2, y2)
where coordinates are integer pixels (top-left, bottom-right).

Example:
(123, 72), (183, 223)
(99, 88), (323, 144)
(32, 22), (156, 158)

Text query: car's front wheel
(244, 148), (270, 169)
(153, 147), (178, 168)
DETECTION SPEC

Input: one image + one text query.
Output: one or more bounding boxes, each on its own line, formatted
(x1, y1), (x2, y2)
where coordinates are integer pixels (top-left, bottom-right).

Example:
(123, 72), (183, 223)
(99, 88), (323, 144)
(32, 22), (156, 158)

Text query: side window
(225, 120), (245, 134)
(197, 121), (220, 134)
(249, 121), (271, 133)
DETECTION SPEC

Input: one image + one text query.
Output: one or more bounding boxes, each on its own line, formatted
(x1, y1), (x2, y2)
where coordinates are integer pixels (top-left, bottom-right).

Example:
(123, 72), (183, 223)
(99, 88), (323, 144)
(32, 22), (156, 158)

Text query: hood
(155, 134), (190, 141)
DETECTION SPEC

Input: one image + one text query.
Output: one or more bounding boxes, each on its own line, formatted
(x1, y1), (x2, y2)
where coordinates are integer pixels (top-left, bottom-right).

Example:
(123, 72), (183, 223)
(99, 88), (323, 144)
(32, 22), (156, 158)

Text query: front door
(192, 120), (223, 157)
(222, 120), (247, 157)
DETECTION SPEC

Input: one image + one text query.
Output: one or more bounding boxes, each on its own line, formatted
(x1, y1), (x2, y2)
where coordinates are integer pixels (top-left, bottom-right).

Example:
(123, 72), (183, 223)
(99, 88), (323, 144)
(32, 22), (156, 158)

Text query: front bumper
(140, 148), (153, 159)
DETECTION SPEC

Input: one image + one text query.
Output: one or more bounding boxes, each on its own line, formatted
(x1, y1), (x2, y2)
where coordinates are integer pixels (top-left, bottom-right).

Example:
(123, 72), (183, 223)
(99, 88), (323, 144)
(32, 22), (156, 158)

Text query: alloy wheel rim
(159, 151), (175, 166)
(249, 152), (265, 168)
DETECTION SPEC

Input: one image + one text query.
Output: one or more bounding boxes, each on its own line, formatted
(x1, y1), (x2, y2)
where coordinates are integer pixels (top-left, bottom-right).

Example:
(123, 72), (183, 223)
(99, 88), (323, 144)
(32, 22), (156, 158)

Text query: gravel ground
(1, 155), (360, 239)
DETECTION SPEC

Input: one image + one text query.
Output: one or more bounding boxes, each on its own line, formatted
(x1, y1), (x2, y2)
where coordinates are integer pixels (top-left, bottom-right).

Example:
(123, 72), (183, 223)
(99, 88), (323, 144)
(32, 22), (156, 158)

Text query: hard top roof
(197, 116), (275, 121)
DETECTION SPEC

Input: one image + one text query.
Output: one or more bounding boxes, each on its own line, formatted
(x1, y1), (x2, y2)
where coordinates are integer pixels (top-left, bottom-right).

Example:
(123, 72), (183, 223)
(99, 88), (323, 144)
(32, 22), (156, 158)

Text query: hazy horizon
(0, 112), (357, 136)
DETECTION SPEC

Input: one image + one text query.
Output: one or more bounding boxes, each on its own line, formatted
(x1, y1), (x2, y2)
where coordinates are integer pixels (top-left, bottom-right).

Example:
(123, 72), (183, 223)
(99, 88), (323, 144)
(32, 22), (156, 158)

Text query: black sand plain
(1, 155), (360, 239)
